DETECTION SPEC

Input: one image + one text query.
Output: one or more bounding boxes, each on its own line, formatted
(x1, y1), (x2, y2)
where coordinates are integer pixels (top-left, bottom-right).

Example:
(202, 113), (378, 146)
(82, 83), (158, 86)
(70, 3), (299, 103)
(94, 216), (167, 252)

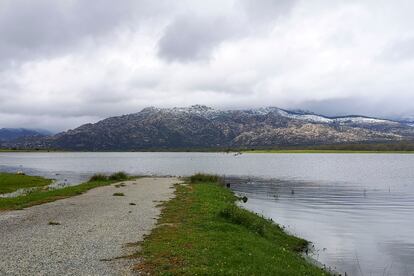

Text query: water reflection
(228, 177), (414, 276)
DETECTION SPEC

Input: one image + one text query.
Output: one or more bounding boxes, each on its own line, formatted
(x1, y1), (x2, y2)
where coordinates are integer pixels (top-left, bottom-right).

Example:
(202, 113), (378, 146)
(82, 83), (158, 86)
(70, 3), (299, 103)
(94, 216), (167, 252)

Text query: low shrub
(109, 172), (129, 181)
(88, 174), (108, 182)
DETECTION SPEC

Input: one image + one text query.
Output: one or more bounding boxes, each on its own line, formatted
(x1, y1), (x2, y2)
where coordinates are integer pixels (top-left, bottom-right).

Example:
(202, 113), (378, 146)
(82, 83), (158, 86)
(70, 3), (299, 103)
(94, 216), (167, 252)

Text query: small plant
(88, 174), (108, 182)
(190, 173), (221, 183)
(113, 192), (125, 196)
(114, 183), (126, 188)
(109, 172), (128, 181)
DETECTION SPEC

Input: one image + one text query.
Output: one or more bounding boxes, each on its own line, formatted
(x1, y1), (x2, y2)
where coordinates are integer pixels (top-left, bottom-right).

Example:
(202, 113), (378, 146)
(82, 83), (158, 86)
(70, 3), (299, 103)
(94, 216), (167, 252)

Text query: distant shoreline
(1, 149), (414, 154)
(241, 149), (414, 154)
(2, 140), (414, 153)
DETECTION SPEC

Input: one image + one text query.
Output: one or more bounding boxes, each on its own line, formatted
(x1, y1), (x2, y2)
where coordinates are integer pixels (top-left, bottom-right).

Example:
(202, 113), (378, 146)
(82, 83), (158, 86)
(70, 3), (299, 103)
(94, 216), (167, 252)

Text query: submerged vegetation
(136, 174), (327, 275)
(0, 172), (132, 210)
(0, 173), (52, 194)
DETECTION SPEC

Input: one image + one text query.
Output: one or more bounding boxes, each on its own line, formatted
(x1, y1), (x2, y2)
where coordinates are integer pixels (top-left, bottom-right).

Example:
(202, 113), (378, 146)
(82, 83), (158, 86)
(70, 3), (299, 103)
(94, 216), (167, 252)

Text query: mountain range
(2, 105), (414, 151)
(0, 128), (52, 142)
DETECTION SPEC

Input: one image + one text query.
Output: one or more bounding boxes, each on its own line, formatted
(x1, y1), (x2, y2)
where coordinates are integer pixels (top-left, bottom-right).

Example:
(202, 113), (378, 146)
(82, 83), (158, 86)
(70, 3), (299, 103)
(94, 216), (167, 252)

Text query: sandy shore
(0, 177), (181, 276)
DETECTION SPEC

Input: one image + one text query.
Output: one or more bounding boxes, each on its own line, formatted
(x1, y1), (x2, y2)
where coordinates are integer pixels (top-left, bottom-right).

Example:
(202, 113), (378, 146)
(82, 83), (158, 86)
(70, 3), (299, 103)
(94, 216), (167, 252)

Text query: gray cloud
(0, 0), (414, 131)
(380, 36), (414, 63)
(239, 0), (298, 22)
(158, 14), (241, 62)
(0, 0), (170, 65)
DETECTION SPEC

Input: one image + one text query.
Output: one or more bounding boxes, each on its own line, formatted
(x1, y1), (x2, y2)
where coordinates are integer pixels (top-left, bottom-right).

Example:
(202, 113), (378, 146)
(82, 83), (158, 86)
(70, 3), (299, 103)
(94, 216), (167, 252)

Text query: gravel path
(0, 177), (180, 276)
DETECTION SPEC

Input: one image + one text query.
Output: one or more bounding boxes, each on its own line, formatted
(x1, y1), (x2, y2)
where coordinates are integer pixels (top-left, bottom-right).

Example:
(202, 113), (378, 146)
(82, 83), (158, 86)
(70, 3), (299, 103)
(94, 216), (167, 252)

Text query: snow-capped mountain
(4, 105), (414, 150)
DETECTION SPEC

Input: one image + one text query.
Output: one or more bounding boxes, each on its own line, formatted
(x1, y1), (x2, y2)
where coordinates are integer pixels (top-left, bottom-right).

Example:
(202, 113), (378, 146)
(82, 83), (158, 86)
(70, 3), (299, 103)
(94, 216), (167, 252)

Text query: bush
(88, 174), (108, 182)
(190, 173), (221, 183)
(109, 172), (128, 181)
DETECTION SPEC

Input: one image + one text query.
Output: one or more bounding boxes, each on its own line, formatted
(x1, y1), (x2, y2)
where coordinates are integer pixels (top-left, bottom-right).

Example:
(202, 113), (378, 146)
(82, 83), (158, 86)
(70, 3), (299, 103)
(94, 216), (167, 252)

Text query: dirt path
(0, 177), (180, 276)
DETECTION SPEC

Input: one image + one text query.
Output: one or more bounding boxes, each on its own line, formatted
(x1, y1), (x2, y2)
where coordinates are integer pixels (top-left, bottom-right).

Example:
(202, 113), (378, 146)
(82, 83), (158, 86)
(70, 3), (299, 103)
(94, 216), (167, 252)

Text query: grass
(88, 172), (129, 182)
(113, 192), (125, 196)
(136, 175), (328, 275)
(0, 173), (53, 194)
(0, 172), (133, 210)
(189, 173), (222, 184)
(88, 173), (108, 182)
(109, 172), (129, 181)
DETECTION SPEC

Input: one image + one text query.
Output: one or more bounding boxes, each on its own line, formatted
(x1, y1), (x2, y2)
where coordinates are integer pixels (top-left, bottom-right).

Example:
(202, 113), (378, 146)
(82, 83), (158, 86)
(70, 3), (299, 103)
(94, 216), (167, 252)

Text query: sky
(1, 0), (414, 131)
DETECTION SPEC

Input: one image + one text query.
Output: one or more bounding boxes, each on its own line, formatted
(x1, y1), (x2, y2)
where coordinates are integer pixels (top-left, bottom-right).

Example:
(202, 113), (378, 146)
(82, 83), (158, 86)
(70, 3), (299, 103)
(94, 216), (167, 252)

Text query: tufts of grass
(88, 174), (108, 182)
(109, 172), (129, 181)
(88, 172), (130, 183)
(136, 175), (327, 275)
(189, 173), (221, 184)
(113, 192), (125, 196)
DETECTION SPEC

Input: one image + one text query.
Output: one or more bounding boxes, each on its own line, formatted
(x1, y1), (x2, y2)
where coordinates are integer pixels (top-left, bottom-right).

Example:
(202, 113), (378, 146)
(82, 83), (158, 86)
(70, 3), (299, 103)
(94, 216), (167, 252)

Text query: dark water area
(228, 177), (414, 275)
(1, 152), (414, 275)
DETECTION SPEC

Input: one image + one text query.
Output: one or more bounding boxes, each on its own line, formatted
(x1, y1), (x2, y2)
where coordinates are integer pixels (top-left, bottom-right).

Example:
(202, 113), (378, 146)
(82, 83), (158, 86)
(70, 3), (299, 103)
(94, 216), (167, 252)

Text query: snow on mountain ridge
(138, 105), (402, 125)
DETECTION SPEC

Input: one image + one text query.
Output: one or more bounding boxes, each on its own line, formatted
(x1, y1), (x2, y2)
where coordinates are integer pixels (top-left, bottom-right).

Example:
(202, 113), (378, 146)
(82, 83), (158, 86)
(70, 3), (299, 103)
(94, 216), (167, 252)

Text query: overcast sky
(1, 0), (414, 131)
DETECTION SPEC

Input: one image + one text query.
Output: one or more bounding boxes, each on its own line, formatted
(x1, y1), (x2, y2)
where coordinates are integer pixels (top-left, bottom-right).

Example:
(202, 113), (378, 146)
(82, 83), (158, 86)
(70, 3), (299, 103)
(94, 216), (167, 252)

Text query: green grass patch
(0, 179), (113, 210)
(113, 192), (125, 196)
(0, 172), (135, 210)
(136, 177), (328, 275)
(0, 173), (52, 194)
